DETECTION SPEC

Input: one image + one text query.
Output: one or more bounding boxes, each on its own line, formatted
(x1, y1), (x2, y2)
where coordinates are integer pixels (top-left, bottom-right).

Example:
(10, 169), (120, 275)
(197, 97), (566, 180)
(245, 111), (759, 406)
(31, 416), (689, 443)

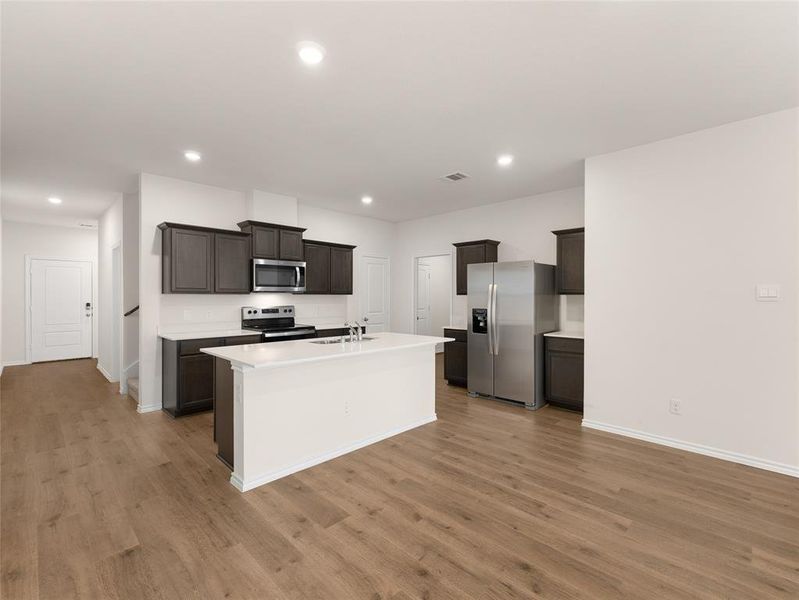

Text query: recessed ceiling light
(497, 154), (514, 167)
(184, 150), (202, 162)
(361, 196), (373, 205)
(297, 41), (325, 66)
(48, 196), (62, 205)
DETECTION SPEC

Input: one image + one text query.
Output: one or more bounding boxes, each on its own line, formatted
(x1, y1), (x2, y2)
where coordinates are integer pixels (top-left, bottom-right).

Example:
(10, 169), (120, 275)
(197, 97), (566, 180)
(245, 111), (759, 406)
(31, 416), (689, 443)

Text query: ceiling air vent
(442, 172), (469, 182)
(79, 223), (97, 229)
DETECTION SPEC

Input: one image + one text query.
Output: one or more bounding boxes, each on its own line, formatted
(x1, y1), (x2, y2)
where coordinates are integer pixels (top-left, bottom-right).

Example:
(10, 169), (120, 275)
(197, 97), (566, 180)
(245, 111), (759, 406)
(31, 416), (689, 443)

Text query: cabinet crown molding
(237, 220), (307, 233)
(303, 239), (357, 249)
(453, 239), (500, 247)
(551, 227), (584, 235)
(157, 222), (249, 236)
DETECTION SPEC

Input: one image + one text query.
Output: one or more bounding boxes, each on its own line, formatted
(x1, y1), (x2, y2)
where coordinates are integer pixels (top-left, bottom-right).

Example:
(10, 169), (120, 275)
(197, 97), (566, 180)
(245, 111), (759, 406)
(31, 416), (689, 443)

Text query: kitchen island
(202, 332), (451, 491)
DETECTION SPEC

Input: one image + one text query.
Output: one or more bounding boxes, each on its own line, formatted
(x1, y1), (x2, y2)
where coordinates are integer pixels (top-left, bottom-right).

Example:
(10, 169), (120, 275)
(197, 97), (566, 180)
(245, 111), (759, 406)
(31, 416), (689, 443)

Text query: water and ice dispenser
(472, 308), (488, 334)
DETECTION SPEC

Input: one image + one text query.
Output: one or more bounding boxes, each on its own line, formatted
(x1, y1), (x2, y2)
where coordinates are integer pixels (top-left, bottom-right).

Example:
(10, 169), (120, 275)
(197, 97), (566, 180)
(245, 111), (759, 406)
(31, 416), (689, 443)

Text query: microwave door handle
(295, 266), (301, 286)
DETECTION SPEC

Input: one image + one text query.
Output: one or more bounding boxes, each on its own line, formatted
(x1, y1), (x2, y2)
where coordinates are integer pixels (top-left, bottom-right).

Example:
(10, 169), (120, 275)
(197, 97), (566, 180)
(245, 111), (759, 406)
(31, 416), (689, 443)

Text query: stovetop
(243, 322), (315, 333)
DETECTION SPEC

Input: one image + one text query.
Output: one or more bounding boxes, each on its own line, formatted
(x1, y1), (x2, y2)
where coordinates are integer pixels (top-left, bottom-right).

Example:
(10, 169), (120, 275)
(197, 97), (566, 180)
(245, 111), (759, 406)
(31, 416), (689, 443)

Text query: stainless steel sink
(311, 336), (375, 345)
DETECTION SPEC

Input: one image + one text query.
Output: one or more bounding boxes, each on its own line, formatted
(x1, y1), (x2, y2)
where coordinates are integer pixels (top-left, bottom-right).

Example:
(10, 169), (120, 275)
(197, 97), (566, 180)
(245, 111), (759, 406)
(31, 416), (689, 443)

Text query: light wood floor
(2, 357), (798, 599)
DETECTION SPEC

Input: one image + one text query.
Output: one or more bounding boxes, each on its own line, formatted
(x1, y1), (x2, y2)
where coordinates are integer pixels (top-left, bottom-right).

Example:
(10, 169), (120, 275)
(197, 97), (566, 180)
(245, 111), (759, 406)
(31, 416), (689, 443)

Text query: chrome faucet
(353, 320), (363, 341)
(345, 322), (356, 343)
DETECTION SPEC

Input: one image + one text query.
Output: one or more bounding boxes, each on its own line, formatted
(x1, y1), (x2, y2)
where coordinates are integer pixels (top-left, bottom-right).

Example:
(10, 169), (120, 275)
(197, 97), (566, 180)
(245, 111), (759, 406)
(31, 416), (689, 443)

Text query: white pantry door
(360, 256), (390, 332)
(30, 259), (93, 362)
(415, 262), (431, 335)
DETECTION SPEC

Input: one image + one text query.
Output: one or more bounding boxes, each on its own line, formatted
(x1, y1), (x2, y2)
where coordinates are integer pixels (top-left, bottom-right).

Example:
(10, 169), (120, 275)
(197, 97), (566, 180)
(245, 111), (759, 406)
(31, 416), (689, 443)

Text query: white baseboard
(582, 419), (799, 479)
(3, 360), (31, 368)
(231, 414), (438, 492)
(136, 403), (161, 414)
(96, 362), (119, 383)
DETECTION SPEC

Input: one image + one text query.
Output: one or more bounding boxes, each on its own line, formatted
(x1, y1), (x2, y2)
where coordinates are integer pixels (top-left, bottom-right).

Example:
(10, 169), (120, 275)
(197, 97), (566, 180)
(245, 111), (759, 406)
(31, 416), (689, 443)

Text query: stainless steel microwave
(252, 259), (306, 293)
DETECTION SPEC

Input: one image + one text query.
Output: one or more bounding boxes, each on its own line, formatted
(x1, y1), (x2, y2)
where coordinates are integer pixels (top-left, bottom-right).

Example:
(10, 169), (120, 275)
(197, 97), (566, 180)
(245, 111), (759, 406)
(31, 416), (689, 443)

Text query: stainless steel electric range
(241, 305), (316, 341)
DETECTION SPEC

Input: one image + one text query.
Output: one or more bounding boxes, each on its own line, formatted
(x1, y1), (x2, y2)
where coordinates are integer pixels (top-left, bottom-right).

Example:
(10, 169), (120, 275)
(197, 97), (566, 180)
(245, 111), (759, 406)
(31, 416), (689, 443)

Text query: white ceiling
(2, 1), (797, 223)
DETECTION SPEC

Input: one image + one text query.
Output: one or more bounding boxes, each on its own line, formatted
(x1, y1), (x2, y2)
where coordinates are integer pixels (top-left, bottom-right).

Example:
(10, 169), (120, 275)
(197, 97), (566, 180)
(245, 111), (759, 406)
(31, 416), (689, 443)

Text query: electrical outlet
(669, 399), (682, 415)
(344, 399), (350, 416)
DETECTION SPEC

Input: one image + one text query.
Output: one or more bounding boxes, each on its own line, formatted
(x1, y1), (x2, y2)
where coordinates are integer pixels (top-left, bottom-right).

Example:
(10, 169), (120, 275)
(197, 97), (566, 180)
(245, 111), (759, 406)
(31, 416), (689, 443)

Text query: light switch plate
(756, 284), (780, 302)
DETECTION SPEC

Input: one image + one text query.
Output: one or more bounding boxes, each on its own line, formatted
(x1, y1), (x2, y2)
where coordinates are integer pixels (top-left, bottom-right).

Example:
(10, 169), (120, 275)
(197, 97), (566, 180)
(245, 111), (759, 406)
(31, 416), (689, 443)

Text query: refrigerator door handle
(492, 283), (499, 355)
(486, 284), (494, 355)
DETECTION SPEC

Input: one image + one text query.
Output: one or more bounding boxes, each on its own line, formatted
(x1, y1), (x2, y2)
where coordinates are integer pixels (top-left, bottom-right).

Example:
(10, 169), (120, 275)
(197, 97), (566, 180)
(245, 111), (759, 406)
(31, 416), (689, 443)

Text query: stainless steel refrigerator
(467, 260), (558, 409)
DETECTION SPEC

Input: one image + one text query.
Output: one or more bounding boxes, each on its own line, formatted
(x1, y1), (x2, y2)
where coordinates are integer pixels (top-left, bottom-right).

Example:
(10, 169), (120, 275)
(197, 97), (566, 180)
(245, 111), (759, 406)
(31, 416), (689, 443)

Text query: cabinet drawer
(179, 338), (226, 356)
(226, 335), (263, 346)
(444, 328), (466, 343)
(544, 337), (583, 354)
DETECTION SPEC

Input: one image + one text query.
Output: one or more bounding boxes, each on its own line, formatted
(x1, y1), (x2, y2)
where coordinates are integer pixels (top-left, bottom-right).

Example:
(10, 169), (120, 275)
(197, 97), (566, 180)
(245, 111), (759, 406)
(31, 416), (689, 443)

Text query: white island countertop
(544, 331), (584, 340)
(202, 332), (453, 370)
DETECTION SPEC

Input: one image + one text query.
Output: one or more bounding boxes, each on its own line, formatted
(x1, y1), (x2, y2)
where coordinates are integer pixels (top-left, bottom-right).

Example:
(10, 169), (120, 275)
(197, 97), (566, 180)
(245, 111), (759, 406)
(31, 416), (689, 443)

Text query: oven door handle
(261, 328), (316, 339)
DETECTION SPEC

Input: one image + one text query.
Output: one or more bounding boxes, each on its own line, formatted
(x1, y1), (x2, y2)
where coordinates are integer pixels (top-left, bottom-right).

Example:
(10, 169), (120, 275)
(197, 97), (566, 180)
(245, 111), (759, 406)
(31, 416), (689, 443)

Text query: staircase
(127, 377), (139, 403)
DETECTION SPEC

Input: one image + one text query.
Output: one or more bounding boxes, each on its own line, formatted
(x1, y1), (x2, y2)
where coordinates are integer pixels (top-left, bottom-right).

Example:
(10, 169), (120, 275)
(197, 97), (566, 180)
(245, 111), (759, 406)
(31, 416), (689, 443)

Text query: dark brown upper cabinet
(237, 221), (306, 261)
(330, 246), (353, 294)
(552, 227), (584, 294)
(159, 223), (215, 293)
(279, 229), (304, 261)
(304, 242), (331, 294)
(453, 240), (500, 295)
(159, 223), (252, 294)
(303, 240), (356, 295)
(214, 232), (251, 293)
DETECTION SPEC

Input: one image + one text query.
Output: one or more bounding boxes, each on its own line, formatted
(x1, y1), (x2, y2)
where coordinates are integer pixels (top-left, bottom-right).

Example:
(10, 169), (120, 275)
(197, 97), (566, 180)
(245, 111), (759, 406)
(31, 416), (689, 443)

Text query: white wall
(122, 190), (140, 383)
(0, 200), (4, 376)
(97, 195), (123, 380)
(584, 108), (798, 475)
(0, 202), (3, 376)
(1, 220), (99, 365)
(393, 187), (585, 333)
(298, 203), (395, 325)
(138, 174), (396, 411)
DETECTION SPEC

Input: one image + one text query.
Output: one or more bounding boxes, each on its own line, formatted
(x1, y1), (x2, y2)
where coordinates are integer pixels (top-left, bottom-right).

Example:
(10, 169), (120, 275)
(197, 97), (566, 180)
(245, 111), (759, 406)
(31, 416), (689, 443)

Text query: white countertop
(544, 331), (584, 340)
(442, 325), (466, 330)
(158, 329), (260, 342)
(201, 332), (453, 369)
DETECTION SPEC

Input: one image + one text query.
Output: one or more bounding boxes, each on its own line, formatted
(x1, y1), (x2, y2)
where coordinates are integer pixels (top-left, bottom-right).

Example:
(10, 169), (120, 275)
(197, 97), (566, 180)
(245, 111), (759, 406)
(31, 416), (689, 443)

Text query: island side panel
(231, 344), (437, 491)
(214, 357), (235, 469)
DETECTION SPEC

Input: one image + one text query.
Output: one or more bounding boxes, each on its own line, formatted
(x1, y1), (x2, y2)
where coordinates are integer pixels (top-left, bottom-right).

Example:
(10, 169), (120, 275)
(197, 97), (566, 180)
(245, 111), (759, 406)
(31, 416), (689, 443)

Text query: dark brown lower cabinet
(443, 328), (467, 387)
(162, 334), (262, 417)
(544, 336), (584, 411)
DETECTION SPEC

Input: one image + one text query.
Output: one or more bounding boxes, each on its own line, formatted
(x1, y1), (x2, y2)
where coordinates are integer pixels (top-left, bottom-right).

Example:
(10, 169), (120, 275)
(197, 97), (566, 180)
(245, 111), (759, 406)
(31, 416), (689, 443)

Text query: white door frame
(358, 254), (391, 331)
(411, 253), (453, 336)
(25, 254), (96, 364)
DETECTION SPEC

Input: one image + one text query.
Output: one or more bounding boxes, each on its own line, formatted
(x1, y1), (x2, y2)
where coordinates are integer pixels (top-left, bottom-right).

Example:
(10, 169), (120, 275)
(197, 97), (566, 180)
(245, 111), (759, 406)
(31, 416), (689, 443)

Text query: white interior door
(360, 256), (390, 332)
(415, 262), (431, 335)
(30, 258), (93, 362)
